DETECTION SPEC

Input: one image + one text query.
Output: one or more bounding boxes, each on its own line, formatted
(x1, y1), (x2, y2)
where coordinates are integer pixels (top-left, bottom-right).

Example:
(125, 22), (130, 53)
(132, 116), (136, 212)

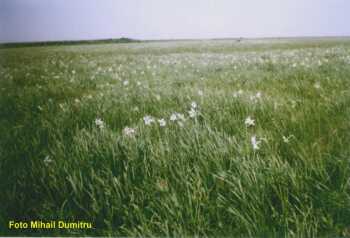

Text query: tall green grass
(0, 39), (350, 236)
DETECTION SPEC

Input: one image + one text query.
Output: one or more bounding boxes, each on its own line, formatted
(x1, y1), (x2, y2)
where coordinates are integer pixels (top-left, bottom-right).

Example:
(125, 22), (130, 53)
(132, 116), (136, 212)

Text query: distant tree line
(0, 38), (141, 49)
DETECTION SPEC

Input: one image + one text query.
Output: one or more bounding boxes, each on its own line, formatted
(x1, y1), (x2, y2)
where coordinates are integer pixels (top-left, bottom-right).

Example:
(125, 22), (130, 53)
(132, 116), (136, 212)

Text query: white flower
(256, 92), (262, 99)
(249, 92), (262, 102)
(233, 89), (244, 98)
(170, 113), (178, 121)
(143, 115), (154, 125)
(170, 112), (185, 122)
(188, 108), (197, 118)
(158, 118), (166, 127)
(95, 118), (105, 129)
(314, 82), (321, 89)
(44, 155), (53, 165)
(123, 127), (136, 137)
(188, 102), (199, 118)
(191, 101), (197, 109)
(123, 80), (129, 86)
(251, 135), (261, 151)
(282, 136), (290, 143)
(198, 90), (204, 96)
(282, 135), (293, 143)
(245, 116), (255, 127)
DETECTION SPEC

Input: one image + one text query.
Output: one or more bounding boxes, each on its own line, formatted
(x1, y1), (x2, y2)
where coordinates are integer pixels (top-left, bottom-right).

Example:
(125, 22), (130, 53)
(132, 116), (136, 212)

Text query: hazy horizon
(1, 0), (350, 43)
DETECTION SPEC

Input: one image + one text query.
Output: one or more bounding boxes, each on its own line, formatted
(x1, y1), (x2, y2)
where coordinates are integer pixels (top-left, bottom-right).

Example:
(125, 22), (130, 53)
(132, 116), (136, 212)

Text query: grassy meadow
(1, 38), (350, 236)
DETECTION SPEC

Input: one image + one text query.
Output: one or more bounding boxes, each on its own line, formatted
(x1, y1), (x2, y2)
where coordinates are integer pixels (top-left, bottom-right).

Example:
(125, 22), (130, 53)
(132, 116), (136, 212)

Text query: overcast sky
(0, 0), (349, 43)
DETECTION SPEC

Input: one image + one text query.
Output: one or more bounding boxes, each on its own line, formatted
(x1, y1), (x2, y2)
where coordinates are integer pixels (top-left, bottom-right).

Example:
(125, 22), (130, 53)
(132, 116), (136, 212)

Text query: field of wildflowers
(1, 38), (350, 236)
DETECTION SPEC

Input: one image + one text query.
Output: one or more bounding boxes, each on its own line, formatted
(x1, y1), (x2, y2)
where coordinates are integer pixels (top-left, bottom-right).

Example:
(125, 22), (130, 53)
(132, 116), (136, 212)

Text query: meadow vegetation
(0, 38), (350, 236)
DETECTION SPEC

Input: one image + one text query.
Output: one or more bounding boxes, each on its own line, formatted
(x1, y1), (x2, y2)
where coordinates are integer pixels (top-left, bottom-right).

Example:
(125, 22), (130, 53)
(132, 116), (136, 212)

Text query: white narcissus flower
(95, 118), (105, 129)
(170, 113), (178, 121)
(170, 113), (186, 122)
(256, 92), (262, 99)
(245, 116), (255, 127)
(314, 82), (321, 89)
(143, 116), (154, 125)
(188, 102), (198, 118)
(123, 127), (136, 137)
(44, 155), (53, 165)
(191, 101), (197, 109)
(251, 135), (261, 151)
(234, 89), (244, 98)
(123, 80), (129, 86)
(249, 92), (262, 102)
(158, 118), (166, 127)
(283, 135), (294, 143)
(188, 108), (197, 118)
(282, 136), (290, 143)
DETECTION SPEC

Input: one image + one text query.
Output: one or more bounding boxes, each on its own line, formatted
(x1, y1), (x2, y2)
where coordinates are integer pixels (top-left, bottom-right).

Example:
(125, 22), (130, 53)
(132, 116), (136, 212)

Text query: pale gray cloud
(0, 0), (349, 43)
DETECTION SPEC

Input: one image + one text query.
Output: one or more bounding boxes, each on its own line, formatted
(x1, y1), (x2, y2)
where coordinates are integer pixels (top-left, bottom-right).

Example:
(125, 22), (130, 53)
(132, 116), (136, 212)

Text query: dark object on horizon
(0, 37), (141, 49)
